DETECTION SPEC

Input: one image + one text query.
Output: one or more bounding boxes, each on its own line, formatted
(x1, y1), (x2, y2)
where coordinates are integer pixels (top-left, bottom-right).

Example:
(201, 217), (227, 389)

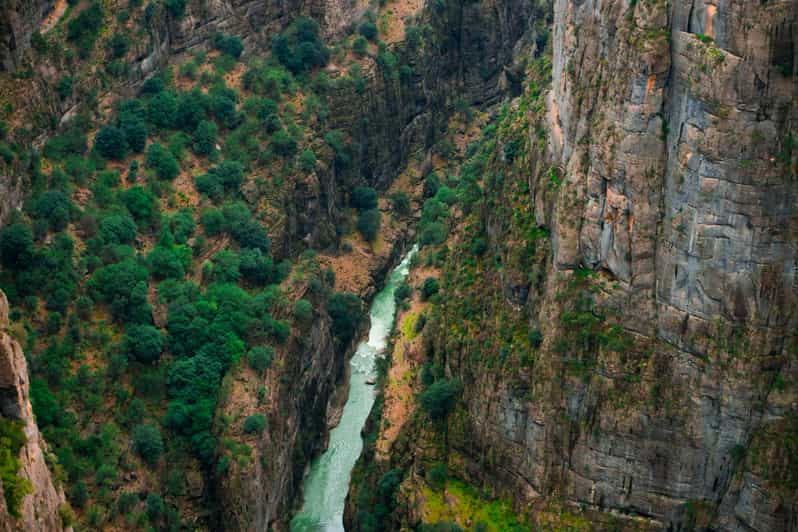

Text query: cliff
(0, 0), (54, 71)
(348, 1), (798, 530)
(0, 290), (68, 531)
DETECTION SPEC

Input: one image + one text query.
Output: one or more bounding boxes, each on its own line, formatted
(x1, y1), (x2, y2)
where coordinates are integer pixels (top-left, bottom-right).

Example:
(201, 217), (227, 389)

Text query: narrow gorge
(0, 0), (795, 531)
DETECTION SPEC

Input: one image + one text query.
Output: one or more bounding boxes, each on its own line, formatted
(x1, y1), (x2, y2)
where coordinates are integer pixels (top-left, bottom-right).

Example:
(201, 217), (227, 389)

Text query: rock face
(360, 1), (798, 531)
(542, 1), (797, 527)
(0, 290), (68, 531)
(0, 0), (53, 71)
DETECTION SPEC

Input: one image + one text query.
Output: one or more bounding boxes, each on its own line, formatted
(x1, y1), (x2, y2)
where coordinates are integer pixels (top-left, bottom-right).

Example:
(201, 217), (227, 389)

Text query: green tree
(293, 298), (313, 323)
(126, 324), (164, 364)
(147, 91), (178, 129)
(31, 190), (72, 231)
(247, 346), (274, 373)
(420, 277), (439, 300)
(132, 424), (164, 465)
(213, 32), (244, 58)
(352, 36), (368, 57)
(146, 143), (180, 180)
(193, 120), (218, 155)
(242, 414), (266, 434)
(118, 114), (147, 153)
(390, 192), (411, 216)
(357, 209), (381, 241)
(358, 21), (378, 41)
(270, 129), (297, 157)
(351, 186), (378, 211)
(419, 379), (461, 420)
(95, 126), (129, 159)
(0, 224), (33, 269)
(99, 214), (137, 244)
(326, 292), (363, 342)
(419, 221), (447, 247)
(120, 186), (156, 223)
(299, 149), (317, 172)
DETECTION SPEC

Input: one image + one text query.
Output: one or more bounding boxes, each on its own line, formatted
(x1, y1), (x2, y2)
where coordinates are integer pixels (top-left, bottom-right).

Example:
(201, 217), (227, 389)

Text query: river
(290, 245), (418, 531)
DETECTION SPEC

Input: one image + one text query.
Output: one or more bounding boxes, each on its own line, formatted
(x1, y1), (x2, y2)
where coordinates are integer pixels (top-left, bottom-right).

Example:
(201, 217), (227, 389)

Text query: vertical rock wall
(0, 290), (68, 531)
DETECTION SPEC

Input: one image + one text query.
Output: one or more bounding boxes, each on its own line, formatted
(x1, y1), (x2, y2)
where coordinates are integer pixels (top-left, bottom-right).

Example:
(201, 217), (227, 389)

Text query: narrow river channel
(290, 245), (418, 532)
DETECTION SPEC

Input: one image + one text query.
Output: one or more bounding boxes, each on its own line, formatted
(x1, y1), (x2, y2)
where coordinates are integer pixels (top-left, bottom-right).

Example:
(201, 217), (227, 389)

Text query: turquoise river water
(290, 245), (418, 531)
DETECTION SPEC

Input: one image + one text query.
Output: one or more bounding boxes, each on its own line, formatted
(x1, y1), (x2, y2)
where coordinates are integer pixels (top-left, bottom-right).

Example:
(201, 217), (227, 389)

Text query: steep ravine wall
(411, 0), (798, 530)
(352, 1), (798, 530)
(0, 290), (68, 531)
(544, 0), (798, 527)
(214, 0), (546, 525)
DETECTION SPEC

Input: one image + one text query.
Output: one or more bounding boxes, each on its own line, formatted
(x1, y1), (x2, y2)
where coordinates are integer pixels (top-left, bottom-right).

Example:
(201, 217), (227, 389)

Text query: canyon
(0, 0), (796, 530)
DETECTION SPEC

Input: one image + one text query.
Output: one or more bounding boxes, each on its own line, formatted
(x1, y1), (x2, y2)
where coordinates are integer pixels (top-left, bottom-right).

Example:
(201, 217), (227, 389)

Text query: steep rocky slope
(348, 1), (798, 530)
(0, 290), (69, 531)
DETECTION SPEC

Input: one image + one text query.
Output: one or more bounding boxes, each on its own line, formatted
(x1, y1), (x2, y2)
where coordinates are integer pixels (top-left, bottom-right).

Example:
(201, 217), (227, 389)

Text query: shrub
(326, 292), (363, 342)
(57, 76), (73, 100)
(419, 379), (461, 420)
(145, 143), (179, 180)
(99, 214), (137, 244)
(299, 149), (317, 172)
(213, 32), (244, 59)
(270, 129), (297, 157)
(394, 282), (411, 304)
(120, 186), (156, 224)
(358, 21), (378, 41)
(175, 89), (209, 131)
(0, 224), (33, 270)
(420, 277), (439, 300)
(31, 190), (71, 231)
(351, 36), (368, 57)
(351, 186), (378, 211)
(126, 325), (164, 363)
(293, 299), (313, 323)
(247, 346), (274, 373)
(118, 115), (147, 153)
(0, 419), (32, 518)
(106, 32), (129, 58)
(242, 414), (266, 434)
(193, 120), (218, 155)
(419, 222), (447, 247)
(423, 172), (440, 198)
(132, 424), (164, 465)
(389, 192), (410, 216)
(66, 1), (103, 56)
(357, 209), (381, 241)
(201, 208), (225, 236)
(146, 91), (178, 129)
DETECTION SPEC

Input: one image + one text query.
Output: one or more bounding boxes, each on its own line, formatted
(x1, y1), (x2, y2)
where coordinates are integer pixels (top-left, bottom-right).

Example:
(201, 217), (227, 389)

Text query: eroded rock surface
(0, 290), (68, 531)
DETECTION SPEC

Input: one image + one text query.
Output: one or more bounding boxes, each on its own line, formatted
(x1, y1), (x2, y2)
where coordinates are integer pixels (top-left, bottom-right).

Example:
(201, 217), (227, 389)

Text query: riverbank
(291, 245), (418, 531)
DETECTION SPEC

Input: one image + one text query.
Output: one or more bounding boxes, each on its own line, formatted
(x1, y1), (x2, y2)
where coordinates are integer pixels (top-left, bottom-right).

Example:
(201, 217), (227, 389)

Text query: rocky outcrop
(360, 1), (798, 530)
(541, 1), (798, 527)
(0, 290), (68, 531)
(0, 0), (54, 71)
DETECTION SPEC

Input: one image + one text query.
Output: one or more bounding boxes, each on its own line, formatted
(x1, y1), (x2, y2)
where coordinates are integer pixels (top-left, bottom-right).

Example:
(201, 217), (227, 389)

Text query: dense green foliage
(351, 186), (378, 211)
(419, 379), (461, 420)
(357, 209), (381, 241)
(271, 17), (330, 75)
(0, 420), (32, 519)
(326, 292), (364, 342)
